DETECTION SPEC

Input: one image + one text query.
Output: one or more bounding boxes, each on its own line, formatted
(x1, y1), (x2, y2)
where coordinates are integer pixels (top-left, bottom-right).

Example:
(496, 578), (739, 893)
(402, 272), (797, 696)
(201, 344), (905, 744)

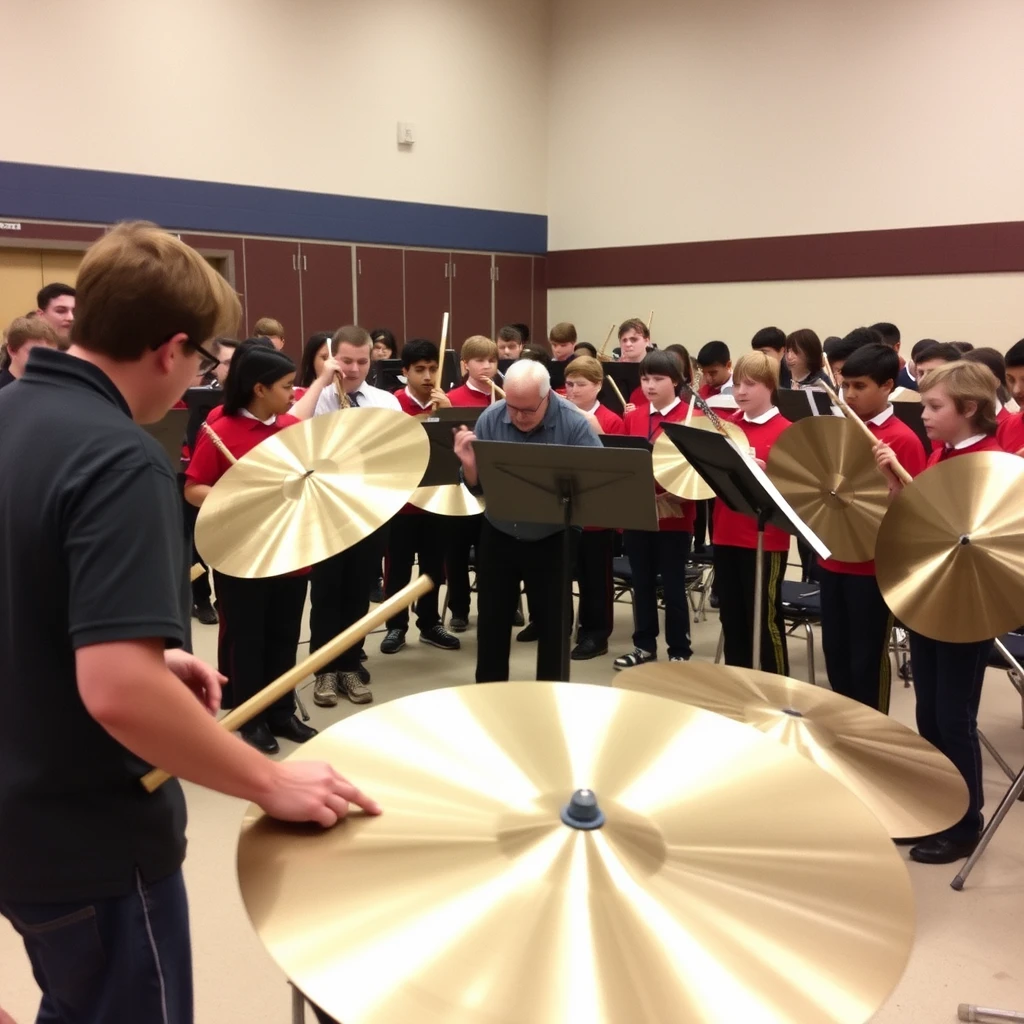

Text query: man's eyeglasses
(154, 334), (220, 375)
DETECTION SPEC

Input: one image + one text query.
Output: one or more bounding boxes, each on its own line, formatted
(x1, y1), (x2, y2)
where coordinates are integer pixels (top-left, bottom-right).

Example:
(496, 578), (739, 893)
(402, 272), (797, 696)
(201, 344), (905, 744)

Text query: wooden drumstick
(436, 311), (450, 404)
(203, 422), (237, 465)
(605, 374), (627, 411)
(821, 382), (913, 485)
(823, 353), (837, 386)
(647, 309), (655, 332)
(141, 575), (435, 792)
(335, 374), (349, 409)
(189, 563), (207, 583)
(684, 392), (696, 425)
(599, 322), (616, 358)
(490, 379), (506, 403)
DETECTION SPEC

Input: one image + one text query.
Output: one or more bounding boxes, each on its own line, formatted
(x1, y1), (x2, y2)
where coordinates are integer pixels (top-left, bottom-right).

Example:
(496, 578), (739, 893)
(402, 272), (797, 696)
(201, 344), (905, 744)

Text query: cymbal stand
(956, 1002), (1024, 1021)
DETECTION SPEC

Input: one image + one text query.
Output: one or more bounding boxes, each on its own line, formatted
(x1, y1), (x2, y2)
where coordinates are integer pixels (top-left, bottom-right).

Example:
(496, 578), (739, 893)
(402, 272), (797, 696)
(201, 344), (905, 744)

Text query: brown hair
(253, 316), (285, 340)
(563, 355), (605, 385)
(919, 361), (998, 435)
(964, 346), (1009, 401)
(71, 221), (241, 361)
(785, 328), (823, 375)
(549, 321), (578, 345)
(460, 335), (498, 362)
(331, 325), (372, 353)
(733, 351), (780, 402)
(618, 317), (650, 340)
(4, 316), (59, 353)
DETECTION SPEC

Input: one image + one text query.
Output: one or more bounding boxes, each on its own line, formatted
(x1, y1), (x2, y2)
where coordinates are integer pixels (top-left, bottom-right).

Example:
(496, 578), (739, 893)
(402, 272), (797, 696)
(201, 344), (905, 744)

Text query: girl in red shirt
(875, 361), (1000, 865)
(615, 351), (695, 669)
(185, 346), (317, 755)
(712, 352), (793, 674)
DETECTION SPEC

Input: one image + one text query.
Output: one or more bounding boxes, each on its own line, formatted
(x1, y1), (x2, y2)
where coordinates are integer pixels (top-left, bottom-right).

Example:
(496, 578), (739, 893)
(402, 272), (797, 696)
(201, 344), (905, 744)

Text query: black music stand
(661, 422), (829, 671)
(418, 409), (484, 487)
(601, 362), (642, 412)
(144, 409), (190, 470)
(473, 441), (658, 679)
(776, 389), (834, 422)
(890, 399), (929, 449)
(183, 387), (223, 451)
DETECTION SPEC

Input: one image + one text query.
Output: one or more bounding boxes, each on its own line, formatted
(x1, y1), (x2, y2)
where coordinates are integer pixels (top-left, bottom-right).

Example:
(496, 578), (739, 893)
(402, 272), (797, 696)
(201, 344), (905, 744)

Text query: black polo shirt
(0, 348), (189, 902)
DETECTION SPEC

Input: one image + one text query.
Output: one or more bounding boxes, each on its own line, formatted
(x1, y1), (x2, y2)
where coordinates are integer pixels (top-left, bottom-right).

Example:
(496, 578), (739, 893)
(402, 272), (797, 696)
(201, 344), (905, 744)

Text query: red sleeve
(185, 429), (225, 487)
(891, 430), (928, 478)
(597, 406), (625, 434)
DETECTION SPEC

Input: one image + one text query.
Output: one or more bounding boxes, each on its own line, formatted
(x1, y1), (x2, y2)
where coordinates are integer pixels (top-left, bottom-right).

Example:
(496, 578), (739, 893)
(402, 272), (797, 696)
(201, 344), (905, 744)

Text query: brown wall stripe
(546, 221), (1024, 289)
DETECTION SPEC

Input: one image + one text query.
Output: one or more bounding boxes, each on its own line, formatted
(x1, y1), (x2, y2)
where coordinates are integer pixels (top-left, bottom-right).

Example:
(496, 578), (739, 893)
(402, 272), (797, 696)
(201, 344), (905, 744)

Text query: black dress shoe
(240, 722), (279, 754)
(571, 636), (608, 660)
(355, 663), (371, 685)
(269, 716), (318, 744)
(516, 622), (538, 642)
(909, 833), (980, 864)
(192, 600), (218, 625)
(513, 608), (525, 627)
(893, 835), (929, 846)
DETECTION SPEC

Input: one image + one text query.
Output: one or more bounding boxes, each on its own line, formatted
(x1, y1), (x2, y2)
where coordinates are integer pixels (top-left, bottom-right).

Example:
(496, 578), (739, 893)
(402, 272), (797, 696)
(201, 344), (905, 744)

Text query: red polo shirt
(624, 399), (696, 532)
(591, 403), (625, 434)
(446, 381), (492, 407)
(996, 406), (1024, 453)
(928, 433), (1003, 467)
(394, 388), (432, 514)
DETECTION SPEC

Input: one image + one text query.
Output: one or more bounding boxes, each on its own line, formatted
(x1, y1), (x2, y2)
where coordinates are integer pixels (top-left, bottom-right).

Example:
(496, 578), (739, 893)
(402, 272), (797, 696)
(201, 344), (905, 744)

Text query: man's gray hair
(504, 358), (551, 397)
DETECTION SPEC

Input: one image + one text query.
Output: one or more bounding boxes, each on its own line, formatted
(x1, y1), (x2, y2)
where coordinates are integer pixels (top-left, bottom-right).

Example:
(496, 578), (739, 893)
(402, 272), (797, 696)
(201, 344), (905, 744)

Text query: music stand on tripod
(661, 422), (830, 671)
(473, 441), (658, 679)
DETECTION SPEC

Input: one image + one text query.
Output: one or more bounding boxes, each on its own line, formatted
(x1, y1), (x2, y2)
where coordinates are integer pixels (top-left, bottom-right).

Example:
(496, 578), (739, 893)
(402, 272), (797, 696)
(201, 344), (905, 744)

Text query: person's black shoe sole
(270, 718), (318, 744)
(908, 835), (980, 864)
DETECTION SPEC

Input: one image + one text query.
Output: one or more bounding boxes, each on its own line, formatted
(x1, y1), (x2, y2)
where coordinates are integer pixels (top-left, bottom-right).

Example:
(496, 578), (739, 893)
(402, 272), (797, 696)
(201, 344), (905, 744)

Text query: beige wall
(549, 273), (1024, 355)
(547, 0), (1024, 250)
(0, 0), (549, 215)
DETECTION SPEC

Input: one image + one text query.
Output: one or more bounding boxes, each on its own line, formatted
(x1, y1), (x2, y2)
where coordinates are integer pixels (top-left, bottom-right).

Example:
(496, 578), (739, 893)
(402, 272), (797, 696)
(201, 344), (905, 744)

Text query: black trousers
(713, 544), (789, 674)
(214, 571), (307, 725)
(797, 537), (820, 583)
(576, 529), (615, 642)
(179, 475), (211, 604)
(383, 513), (449, 631)
(446, 514), (482, 619)
(309, 527), (387, 673)
(476, 520), (575, 682)
(908, 633), (991, 840)
(819, 568), (893, 712)
(693, 499), (712, 550)
(622, 529), (692, 659)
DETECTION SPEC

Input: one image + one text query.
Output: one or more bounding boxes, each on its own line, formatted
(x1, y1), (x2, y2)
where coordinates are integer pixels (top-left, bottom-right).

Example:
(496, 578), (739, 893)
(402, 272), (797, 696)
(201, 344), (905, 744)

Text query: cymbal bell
(767, 416), (888, 563)
(408, 482), (485, 516)
(238, 682), (913, 1024)
(614, 661), (968, 838)
(653, 416), (747, 500)
(876, 451), (1024, 642)
(196, 409), (429, 577)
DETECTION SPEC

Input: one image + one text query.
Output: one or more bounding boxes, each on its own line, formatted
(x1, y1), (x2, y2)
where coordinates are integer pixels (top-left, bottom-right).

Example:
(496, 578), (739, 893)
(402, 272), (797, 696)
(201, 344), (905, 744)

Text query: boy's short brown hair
(497, 325), (524, 344)
(460, 335), (498, 362)
(919, 361), (998, 435)
(253, 316), (285, 340)
(4, 316), (59, 353)
(732, 351), (780, 402)
(71, 221), (241, 361)
(563, 355), (605, 385)
(549, 322), (578, 345)
(618, 317), (650, 339)
(331, 325), (372, 352)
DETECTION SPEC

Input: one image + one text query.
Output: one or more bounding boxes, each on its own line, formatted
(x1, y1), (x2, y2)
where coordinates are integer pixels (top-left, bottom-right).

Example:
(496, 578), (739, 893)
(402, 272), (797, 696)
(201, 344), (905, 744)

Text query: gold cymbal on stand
(614, 661), (968, 838)
(652, 417), (746, 500)
(408, 482), (485, 516)
(238, 682), (913, 1024)
(766, 415), (888, 562)
(876, 451), (1024, 642)
(195, 408), (429, 578)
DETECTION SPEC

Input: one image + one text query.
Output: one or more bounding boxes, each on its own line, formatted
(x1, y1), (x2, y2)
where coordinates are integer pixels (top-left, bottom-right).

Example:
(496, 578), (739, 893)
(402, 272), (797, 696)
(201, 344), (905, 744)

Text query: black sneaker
(516, 622), (538, 642)
(613, 647), (656, 671)
(192, 600), (218, 625)
(449, 616), (469, 633)
(356, 663), (371, 685)
(571, 636), (608, 660)
(380, 629), (407, 654)
(419, 624), (461, 650)
(370, 579), (385, 604)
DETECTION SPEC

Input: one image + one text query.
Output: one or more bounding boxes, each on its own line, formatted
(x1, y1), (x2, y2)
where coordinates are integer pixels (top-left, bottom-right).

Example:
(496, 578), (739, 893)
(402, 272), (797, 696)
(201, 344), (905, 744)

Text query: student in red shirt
(712, 352), (793, 674)
(875, 361), (1001, 864)
(817, 344), (927, 712)
(379, 339), (461, 655)
(446, 335), (499, 408)
(614, 351), (695, 669)
(695, 340), (733, 399)
(963, 347), (1024, 453)
(185, 345), (317, 755)
(549, 321), (577, 362)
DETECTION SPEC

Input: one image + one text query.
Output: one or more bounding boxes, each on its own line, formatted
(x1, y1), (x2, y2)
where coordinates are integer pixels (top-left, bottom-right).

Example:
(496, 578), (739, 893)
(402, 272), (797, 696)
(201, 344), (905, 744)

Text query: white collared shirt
(585, 401), (602, 415)
(743, 406), (780, 425)
(867, 406), (895, 427)
(404, 386), (432, 410)
(314, 380), (401, 415)
(649, 397), (682, 417)
(466, 378), (490, 396)
(240, 408), (277, 426)
(952, 434), (986, 450)
(996, 399), (1004, 416)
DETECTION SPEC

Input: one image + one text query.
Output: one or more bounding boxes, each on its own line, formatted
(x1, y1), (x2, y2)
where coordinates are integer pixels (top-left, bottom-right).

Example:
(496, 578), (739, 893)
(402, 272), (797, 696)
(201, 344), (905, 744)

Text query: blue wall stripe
(0, 161), (547, 255)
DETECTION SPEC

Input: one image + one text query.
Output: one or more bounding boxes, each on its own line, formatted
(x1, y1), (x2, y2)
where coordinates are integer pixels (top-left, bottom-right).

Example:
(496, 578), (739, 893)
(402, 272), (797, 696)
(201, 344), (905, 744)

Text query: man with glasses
(453, 358), (602, 682)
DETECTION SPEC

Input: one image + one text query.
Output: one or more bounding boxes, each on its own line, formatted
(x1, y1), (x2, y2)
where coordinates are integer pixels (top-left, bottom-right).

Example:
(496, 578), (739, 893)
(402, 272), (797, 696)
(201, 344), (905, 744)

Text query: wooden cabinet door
(402, 249), (450, 346)
(448, 252), (493, 350)
(493, 254), (533, 338)
(354, 246), (404, 338)
(300, 242), (354, 338)
(243, 238), (302, 359)
(532, 256), (548, 346)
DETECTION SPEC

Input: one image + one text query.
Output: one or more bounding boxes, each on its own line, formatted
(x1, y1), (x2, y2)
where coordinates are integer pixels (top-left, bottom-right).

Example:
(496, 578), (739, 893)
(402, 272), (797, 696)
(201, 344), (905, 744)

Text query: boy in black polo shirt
(0, 222), (378, 1024)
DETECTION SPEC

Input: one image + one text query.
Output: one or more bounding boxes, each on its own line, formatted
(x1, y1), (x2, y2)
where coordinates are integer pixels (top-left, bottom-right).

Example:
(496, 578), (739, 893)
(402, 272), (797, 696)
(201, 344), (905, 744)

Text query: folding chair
(780, 579), (822, 686)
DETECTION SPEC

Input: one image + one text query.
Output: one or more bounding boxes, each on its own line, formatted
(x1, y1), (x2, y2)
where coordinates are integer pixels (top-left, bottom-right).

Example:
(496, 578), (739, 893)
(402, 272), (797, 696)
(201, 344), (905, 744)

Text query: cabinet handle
(292, 254), (297, 271)
(444, 263), (448, 278)
(303, 254), (307, 271)
(451, 262), (457, 278)
(358, 258), (362, 274)
(495, 265), (500, 282)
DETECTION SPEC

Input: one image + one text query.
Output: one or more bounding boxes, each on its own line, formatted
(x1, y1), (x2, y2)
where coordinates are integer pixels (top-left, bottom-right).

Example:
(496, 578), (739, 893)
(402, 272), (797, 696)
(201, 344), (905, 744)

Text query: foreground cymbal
(238, 682), (913, 1024)
(653, 416), (747, 500)
(876, 452), (1024, 642)
(196, 409), (429, 577)
(614, 661), (968, 838)
(767, 416), (887, 562)
(408, 482), (485, 516)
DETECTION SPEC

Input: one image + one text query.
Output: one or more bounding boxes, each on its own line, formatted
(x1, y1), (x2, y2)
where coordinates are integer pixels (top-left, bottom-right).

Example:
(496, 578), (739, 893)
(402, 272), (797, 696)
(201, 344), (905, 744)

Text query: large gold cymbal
(238, 682), (913, 1024)
(653, 416), (746, 500)
(196, 409), (429, 578)
(408, 482), (485, 516)
(876, 452), (1024, 642)
(767, 416), (887, 562)
(614, 661), (968, 838)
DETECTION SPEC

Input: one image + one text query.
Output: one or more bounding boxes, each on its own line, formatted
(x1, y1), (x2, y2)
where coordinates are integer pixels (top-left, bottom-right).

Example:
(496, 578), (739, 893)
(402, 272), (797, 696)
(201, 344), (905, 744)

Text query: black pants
(797, 537), (820, 583)
(476, 520), (575, 682)
(713, 545), (788, 674)
(384, 513), (448, 632)
(819, 568), (893, 711)
(214, 571), (307, 725)
(446, 514), (482, 619)
(576, 529), (615, 643)
(179, 476), (211, 604)
(693, 499), (712, 551)
(908, 633), (991, 840)
(622, 529), (692, 659)
(309, 528), (387, 673)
